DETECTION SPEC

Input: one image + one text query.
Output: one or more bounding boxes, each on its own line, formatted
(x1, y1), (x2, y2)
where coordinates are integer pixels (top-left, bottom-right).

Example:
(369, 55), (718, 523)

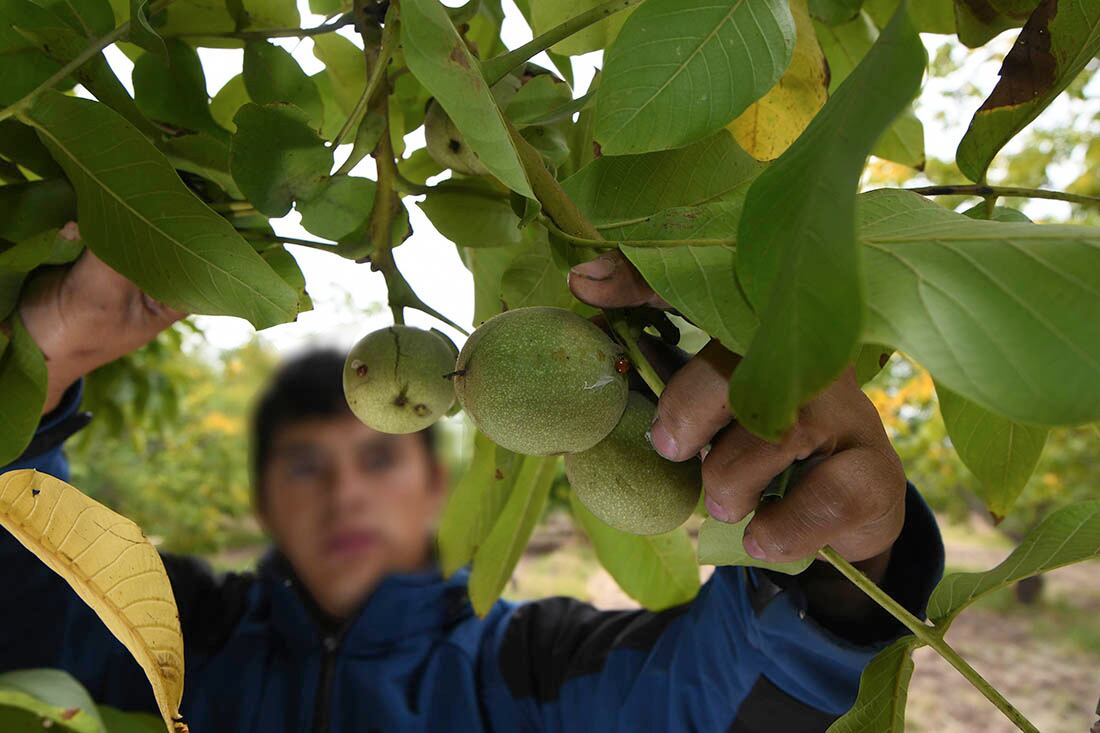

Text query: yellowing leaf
(0, 470), (187, 733)
(730, 0), (828, 160)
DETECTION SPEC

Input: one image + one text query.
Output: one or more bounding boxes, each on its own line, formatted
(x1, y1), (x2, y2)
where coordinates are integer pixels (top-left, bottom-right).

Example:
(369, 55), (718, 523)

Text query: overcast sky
(98, 1), (1092, 357)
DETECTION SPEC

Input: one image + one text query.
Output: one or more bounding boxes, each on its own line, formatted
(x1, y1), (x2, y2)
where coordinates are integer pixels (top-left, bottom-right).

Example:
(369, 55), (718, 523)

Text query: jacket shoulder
(161, 553), (257, 659)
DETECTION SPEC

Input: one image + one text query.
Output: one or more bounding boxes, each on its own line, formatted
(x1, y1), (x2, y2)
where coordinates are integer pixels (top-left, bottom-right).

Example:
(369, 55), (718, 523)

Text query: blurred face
(258, 414), (447, 620)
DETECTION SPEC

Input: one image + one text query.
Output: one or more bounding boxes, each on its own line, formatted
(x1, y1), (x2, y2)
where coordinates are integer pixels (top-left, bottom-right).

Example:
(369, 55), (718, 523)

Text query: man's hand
(16, 225), (186, 414)
(569, 252), (906, 576)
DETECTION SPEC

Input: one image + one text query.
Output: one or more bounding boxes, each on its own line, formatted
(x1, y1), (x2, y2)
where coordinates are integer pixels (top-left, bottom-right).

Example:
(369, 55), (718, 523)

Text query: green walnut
(424, 100), (490, 177)
(343, 326), (457, 434)
(454, 307), (629, 455)
(566, 392), (702, 535)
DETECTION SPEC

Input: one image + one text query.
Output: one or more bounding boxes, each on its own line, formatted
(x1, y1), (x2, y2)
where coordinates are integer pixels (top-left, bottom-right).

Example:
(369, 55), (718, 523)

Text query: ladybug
(615, 356), (631, 375)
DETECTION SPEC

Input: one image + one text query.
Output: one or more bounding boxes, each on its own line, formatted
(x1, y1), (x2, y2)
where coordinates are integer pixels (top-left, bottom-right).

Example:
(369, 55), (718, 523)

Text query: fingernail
(569, 254), (616, 281)
(743, 534), (768, 561)
(59, 221), (81, 241)
(705, 495), (729, 522)
(648, 421), (678, 460)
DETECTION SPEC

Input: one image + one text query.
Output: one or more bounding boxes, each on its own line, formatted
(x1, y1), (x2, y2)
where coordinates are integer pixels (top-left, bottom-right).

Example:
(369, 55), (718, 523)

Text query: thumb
(568, 251), (669, 309)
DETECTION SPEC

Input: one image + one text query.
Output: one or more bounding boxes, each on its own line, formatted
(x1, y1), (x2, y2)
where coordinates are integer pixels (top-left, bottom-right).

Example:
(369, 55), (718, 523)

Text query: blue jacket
(1, 382), (944, 732)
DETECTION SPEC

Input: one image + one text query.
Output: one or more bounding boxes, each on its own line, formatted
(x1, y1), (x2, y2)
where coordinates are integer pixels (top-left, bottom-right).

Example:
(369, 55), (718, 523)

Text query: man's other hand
(568, 251), (906, 572)
(18, 225), (186, 414)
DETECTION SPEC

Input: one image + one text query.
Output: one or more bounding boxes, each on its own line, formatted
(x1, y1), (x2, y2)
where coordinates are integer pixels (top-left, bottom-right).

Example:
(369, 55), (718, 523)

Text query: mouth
(324, 530), (379, 558)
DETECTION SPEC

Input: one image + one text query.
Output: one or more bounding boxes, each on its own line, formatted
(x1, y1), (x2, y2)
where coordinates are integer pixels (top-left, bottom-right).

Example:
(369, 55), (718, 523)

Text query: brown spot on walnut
(413, 403), (430, 417)
(448, 138), (462, 153)
(494, 469), (504, 480)
(393, 388), (409, 408)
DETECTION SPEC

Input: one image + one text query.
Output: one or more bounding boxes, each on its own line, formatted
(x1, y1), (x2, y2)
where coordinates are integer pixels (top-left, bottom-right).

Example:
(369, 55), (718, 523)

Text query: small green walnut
(343, 326), (457, 434)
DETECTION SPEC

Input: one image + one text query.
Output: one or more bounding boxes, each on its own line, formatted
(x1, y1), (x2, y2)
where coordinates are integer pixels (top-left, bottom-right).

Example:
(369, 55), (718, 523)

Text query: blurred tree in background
(867, 358), (1100, 541)
(66, 331), (278, 553)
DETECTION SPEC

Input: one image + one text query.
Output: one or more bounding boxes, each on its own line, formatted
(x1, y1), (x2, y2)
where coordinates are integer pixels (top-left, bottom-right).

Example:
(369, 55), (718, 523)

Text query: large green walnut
(566, 392), (702, 535)
(343, 326), (457, 434)
(454, 307), (629, 455)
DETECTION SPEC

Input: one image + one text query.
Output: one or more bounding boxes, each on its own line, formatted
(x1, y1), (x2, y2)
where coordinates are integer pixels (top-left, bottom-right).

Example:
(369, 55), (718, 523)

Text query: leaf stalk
(178, 13), (353, 40)
(818, 547), (1039, 733)
(481, 0), (643, 85)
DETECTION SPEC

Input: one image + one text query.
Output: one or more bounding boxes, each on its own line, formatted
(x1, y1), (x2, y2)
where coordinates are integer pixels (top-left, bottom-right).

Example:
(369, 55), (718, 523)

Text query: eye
(285, 456), (324, 479)
(360, 446), (396, 472)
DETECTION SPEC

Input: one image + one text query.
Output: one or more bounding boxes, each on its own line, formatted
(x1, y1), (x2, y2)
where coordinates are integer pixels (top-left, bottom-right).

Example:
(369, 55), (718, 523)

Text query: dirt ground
(510, 514), (1100, 733)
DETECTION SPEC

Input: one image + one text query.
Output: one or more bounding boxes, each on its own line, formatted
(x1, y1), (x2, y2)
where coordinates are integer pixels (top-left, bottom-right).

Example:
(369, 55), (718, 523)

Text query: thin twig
(244, 235), (338, 252)
(541, 217), (736, 249)
(481, 0), (643, 85)
(606, 313), (665, 396)
(178, 13), (353, 40)
(906, 184), (1100, 209)
(819, 547), (1039, 733)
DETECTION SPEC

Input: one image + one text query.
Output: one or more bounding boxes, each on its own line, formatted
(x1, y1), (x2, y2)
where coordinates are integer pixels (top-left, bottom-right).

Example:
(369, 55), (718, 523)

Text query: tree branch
(906, 184), (1100, 210)
(332, 7), (399, 150)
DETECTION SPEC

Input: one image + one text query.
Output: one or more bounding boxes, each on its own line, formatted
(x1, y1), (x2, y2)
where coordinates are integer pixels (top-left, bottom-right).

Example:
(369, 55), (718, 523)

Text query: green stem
(332, 6), (398, 149)
(0, 0), (176, 123)
(606, 312), (665, 397)
(209, 201), (258, 214)
(367, 83), (468, 336)
(907, 184), (1100, 210)
(178, 13), (353, 39)
(983, 193), (998, 219)
(541, 218), (736, 249)
(819, 547), (1039, 733)
(507, 121), (601, 239)
(481, 0), (643, 85)
(244, 235), (338, 252)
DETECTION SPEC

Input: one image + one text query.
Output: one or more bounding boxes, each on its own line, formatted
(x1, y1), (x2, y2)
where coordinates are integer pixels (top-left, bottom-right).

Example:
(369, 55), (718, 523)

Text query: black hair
(249, 347), (438, 509)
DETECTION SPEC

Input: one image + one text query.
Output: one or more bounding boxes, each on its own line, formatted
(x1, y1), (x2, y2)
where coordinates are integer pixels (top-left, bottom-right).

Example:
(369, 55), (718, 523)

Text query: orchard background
(1, 0), (1099, 731)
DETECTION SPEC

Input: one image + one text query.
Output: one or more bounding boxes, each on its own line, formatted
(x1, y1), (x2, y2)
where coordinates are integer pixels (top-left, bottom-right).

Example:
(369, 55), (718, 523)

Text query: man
(2, 246), (943, 732)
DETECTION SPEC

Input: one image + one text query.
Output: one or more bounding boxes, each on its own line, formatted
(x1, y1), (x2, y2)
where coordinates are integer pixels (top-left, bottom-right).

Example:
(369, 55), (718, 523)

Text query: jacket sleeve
(480, 482), (944, 733)
(0, 380), (255, 714)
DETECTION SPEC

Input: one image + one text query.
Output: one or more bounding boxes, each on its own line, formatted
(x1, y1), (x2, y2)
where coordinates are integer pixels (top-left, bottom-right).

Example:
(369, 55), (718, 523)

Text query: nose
(329, 459), (372, 514)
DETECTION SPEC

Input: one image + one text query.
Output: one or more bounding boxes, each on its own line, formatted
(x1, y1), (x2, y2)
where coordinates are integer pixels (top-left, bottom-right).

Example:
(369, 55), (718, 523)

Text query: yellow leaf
(0, 470), (187, 733)
(729, 0), (827, 161)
